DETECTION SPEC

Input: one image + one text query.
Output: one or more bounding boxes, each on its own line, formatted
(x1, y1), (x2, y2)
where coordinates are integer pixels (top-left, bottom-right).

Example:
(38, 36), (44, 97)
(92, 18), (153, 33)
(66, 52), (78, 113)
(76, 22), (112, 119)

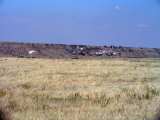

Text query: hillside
(0, 42), (160, 58)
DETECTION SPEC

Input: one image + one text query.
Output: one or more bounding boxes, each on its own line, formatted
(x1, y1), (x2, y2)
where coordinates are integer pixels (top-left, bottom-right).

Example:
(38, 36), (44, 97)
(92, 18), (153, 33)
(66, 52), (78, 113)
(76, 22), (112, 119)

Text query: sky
(0, 0), (160, 48)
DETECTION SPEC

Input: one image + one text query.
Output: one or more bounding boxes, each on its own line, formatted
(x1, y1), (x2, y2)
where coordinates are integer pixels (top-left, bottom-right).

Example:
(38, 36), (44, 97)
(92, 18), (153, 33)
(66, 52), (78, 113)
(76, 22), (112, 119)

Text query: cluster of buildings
(69, 46), (121, 57)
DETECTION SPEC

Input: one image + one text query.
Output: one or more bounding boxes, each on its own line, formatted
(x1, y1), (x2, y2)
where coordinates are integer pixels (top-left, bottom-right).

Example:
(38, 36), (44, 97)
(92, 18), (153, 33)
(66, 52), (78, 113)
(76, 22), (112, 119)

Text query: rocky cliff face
(0, 42), (160, 58)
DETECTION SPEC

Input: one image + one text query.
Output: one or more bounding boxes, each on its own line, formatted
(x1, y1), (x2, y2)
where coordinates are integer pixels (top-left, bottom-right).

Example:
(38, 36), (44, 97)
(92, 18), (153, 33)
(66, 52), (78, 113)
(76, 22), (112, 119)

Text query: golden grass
(0, 58), (160, 120)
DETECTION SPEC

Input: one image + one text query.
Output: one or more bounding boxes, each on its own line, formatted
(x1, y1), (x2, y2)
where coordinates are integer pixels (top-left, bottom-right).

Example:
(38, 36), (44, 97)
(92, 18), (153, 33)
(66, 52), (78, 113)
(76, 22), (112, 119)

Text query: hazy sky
(0, 0), (160, 47)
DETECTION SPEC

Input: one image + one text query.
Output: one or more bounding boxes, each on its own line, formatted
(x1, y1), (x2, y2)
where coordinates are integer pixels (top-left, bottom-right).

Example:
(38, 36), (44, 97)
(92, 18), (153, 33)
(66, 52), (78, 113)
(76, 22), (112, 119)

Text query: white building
(28, 50), (37, 55)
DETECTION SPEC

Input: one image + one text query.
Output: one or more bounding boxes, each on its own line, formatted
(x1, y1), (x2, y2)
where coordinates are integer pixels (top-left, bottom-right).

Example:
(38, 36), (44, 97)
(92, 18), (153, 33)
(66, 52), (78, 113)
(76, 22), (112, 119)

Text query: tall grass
(0, 105), (11, 120)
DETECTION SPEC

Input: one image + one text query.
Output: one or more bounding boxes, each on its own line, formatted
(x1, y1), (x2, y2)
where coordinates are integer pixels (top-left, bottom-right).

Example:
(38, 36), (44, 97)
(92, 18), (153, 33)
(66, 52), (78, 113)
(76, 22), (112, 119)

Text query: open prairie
(0, 58), (160, 120)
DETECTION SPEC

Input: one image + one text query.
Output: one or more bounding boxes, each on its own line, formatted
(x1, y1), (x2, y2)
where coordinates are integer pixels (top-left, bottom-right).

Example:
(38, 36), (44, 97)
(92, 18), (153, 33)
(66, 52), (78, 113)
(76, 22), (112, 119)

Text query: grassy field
(0, 58), (160, 120)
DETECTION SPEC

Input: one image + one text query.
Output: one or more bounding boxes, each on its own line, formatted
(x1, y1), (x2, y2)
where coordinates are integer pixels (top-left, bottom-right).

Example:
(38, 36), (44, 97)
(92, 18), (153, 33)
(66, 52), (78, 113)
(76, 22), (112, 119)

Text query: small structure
(28, 50), (37, 55)
(95, 50), (108, 56)
(95, 51), (104, 56)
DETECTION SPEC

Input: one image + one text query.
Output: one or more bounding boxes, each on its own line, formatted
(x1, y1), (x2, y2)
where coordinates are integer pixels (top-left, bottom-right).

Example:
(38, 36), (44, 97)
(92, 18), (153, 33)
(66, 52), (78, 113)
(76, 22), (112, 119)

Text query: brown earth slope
(0, 42), (160, 58)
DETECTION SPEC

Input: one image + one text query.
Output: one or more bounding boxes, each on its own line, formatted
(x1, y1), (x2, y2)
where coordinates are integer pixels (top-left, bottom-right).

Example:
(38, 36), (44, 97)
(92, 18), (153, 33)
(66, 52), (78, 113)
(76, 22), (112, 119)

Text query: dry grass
(0, 105), (11, 120)
(0, 58), (160, 120)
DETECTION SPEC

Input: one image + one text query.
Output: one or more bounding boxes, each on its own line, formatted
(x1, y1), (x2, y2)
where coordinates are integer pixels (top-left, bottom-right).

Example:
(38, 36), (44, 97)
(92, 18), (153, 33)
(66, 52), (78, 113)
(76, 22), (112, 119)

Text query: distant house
(28, 50), (37, 55)
(95, 51), (104, 56)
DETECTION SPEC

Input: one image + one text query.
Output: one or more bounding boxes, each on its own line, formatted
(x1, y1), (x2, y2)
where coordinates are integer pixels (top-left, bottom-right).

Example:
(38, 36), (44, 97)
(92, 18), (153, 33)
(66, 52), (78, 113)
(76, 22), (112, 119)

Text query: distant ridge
(0, 41), (160, 58)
